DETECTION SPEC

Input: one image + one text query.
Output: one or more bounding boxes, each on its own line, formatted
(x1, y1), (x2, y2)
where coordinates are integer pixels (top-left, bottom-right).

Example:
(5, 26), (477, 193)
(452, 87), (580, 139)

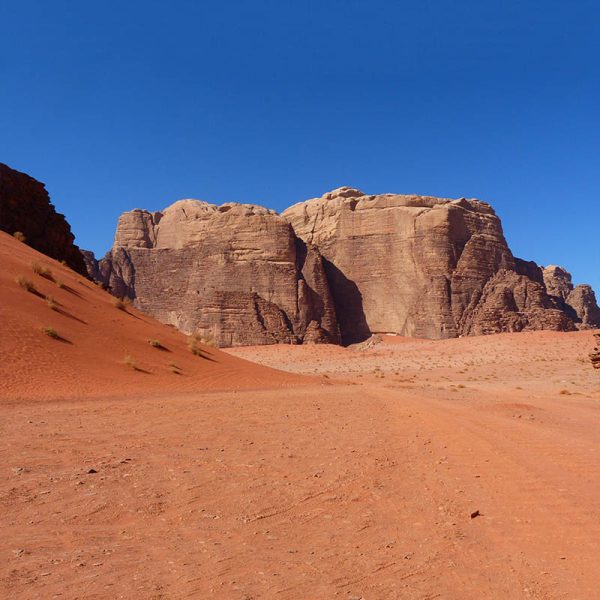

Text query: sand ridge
(0, 231), (309, 402)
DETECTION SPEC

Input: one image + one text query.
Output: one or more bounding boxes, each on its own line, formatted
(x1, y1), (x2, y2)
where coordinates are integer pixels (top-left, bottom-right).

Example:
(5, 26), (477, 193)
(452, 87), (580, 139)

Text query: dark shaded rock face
(0, 163), (87, 275)
(97, 200), (340, 347)
(93, 187), (597, 347)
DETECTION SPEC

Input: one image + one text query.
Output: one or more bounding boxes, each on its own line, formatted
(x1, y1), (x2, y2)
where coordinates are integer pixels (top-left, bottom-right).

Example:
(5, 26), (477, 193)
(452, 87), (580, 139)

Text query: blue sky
(1, 1), (598, 291)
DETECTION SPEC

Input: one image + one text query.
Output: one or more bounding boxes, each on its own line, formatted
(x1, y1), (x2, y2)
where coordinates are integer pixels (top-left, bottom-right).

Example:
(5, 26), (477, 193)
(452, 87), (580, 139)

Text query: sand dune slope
(0, 231), (302, 401)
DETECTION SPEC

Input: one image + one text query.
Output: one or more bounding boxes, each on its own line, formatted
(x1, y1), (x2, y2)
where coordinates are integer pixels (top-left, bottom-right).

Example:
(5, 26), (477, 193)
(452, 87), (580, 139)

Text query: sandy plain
(1, 232), (599, 599)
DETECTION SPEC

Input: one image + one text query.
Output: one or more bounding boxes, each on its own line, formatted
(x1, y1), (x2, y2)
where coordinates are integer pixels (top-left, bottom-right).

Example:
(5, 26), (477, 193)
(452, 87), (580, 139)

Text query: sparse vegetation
(124, 354), (141, 371)
(169, 362), (182, 374)
(31, 262), (54, 280)
(201, 332), (216, 347)
(188, 332), (204, 355)
(55, 279), (65, 289)
(113, 297), (131, 310)
(45, 295), (58, 310)
(41, 326), (59, 339)
(15, 275), (37, 293)
(13, 231), (26, 243)
(148, 339), (165, 350)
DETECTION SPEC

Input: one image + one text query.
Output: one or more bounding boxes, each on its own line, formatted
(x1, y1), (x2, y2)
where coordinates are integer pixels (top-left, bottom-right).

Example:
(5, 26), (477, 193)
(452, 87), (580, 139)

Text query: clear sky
(1, 1), (598, 291)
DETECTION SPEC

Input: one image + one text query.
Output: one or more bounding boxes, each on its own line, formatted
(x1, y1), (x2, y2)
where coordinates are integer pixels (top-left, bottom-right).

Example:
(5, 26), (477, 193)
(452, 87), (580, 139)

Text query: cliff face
(98, 200), (340, 347)
(543, 266), (600, 329)
(0, 163), (87, 275)
(94, 187), (596, 347)
(282, 187), (586, 343)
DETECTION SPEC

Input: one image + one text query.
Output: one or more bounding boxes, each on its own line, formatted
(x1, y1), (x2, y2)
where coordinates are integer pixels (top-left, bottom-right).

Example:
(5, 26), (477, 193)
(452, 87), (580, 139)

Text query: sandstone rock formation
(94, 186), (597, 347)
(566, 285), (600, 329)
(591, 334), (600, 369)
(97, 200), (339, 347)
(282, 187), (585, 343)
(0, 162), (87, 275)
(543, 266), (600, 329)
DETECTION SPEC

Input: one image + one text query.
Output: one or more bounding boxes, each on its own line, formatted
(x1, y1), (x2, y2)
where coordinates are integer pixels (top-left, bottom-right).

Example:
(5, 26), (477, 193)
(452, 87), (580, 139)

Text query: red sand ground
(0, 232), (304, 402)
(2, 231), (599, 599)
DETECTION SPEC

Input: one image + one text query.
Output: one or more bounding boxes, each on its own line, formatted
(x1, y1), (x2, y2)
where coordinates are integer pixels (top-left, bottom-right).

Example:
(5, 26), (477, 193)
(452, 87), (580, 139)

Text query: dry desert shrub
(31, 262), (54, 280)
(148, 339), (165, 349)
(45, 295), (58, 310)
(41, 326), (59, 339)
(124, 354), (141, 371)
(188, 333), (203, 356)
(188, 332), (215, 355)
(15, 275), (37, 293)
(113, 297), (131, 310)
(13, 231), (26, 243)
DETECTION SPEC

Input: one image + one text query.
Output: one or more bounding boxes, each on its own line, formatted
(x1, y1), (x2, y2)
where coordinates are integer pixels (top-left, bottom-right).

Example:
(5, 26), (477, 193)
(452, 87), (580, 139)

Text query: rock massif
(95, 187), (599, 347)
(96, 200), (339, 346)
(283, 187), (598, 343)
(0, 162), (87, 275)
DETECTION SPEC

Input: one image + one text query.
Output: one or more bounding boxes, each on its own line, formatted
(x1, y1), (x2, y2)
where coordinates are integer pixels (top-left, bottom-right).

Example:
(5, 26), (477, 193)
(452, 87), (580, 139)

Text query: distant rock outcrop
(93, 186), (596, 347)
(591, 334), (600, 369)
(0, 162), (87, 275)
(97, 200), (340, 347)
(542, 266), (600, 329)
(283, 187), (587, 343)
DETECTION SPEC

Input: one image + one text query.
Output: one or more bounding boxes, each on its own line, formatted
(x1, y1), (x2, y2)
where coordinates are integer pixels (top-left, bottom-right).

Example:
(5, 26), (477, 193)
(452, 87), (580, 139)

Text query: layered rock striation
(94, 186), (597, 347)
(283, 187), (596, 343)
(543, 266), (600, 329)
(0, 162), (87, 275)
(97, 200), (340, 347)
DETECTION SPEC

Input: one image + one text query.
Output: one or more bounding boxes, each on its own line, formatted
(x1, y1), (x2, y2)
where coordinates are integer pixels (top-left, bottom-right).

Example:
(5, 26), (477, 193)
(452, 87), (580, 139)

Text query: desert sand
(2, 232), (599, 599)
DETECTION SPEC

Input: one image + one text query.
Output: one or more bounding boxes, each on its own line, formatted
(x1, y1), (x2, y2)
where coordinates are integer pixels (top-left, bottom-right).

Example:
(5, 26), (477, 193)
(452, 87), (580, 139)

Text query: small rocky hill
(0, 162), (87, 275)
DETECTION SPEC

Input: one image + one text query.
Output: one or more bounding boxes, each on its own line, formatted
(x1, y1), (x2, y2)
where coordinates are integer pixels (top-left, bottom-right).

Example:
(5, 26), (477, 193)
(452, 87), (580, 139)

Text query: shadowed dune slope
(0, 232), (306, 401)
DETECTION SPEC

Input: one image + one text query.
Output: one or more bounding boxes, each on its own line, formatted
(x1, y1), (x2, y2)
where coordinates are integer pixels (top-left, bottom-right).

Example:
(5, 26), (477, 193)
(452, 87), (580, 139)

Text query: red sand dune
(0, 231), (305, 402)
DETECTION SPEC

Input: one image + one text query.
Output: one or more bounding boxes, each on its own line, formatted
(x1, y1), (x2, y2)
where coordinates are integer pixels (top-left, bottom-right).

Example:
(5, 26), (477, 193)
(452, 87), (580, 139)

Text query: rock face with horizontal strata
(0, 162), (87, 275)
(94, 186), (596, 347)
(98, 199), (340, 347)
(282, 187), (584, 343)
(543, 266), (600, 329)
